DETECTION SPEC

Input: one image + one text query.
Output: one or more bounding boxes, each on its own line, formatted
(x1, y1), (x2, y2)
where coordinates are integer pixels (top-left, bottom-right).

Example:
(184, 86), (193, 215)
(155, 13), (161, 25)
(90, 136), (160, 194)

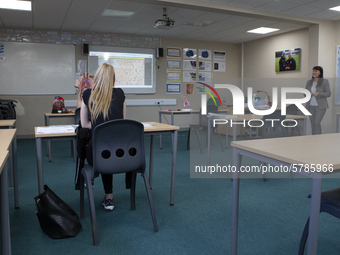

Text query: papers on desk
(208, 112), (237, 118)
(37, 125), (77, 134)
(143, 123), (154, 128)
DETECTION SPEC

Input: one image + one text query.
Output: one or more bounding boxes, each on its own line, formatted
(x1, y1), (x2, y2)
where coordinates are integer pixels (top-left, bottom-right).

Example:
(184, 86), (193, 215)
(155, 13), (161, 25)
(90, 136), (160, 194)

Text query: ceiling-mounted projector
(154, 8), (175, 29)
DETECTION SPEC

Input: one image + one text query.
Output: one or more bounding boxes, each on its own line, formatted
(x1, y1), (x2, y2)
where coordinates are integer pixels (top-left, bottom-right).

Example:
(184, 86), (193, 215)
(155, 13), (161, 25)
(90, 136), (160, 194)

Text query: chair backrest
(92, 119), (145, 175)
(286, 104), (298, 115)
(207, 97), (221, 106)
(75, 107), (80, 125)
(261, 109), (287, 138)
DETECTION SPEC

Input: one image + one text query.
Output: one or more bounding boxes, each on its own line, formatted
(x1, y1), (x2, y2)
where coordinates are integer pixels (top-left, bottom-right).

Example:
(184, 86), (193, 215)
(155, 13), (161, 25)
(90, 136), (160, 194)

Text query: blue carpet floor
(5, 131), (340, 254)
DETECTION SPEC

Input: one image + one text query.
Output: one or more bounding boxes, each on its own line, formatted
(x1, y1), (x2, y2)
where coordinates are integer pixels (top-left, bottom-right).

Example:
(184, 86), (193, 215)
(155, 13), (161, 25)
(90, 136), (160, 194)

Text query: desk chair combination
(79, 119), (158, 246)
(187, 105), (224, 153)
(299, 188), (340, 254)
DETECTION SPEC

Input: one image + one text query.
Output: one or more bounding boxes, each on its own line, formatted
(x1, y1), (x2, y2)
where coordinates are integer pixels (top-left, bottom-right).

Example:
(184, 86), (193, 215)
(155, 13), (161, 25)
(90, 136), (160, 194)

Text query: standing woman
(80, 63), (126, 211)
(305, 66), (331, 134)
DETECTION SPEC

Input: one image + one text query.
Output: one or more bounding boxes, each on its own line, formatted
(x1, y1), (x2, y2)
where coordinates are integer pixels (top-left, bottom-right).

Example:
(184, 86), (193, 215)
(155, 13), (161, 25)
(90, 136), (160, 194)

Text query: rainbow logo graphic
(197, 82), (222, 106)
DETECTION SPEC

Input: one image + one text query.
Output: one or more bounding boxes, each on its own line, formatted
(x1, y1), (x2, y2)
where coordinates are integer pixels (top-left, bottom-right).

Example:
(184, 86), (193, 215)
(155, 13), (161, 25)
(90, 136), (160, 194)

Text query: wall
(0, 28), (239, 137)
(243, 26), (338, 134)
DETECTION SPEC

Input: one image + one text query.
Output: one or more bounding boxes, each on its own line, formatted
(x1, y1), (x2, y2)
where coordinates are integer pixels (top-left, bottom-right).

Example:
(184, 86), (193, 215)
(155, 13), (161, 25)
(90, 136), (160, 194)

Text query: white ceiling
(0, 0), (339, 43)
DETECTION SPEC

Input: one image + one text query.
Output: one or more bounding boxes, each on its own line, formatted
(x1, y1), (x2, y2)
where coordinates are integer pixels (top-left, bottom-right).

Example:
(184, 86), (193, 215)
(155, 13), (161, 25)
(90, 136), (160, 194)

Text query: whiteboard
(0, 42), (76, 95)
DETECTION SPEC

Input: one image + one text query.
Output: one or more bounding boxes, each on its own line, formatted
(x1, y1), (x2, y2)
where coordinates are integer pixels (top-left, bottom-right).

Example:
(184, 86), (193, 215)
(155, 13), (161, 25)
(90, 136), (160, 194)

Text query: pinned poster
(183, 72), (196, 82)
(198, 72), (212, 82)
(167, 83), (180, 94)
(0, 43), (5, 61)
(198, 49), (212, 60)
(186, 83), (193, 94)
(167, 71), (181, 81)
(213, 62), (226, 72)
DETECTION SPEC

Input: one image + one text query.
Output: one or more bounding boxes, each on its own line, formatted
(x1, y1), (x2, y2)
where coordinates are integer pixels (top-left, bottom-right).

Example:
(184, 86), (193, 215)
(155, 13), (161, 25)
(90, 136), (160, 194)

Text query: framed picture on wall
(275, 48), (301, 72)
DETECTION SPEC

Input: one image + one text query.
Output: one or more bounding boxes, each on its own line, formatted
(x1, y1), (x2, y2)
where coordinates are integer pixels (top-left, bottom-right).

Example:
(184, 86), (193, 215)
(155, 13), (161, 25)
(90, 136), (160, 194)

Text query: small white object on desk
(181, 109), (193, 111)
(208, 113), (237, 118)
(143, 123), (153, 128)
(37, 125), (77, 134)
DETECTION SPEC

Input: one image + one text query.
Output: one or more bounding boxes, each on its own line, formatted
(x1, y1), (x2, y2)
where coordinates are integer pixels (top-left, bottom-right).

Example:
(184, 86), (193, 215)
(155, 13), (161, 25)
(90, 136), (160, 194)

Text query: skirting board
(64, 99), (177, 108)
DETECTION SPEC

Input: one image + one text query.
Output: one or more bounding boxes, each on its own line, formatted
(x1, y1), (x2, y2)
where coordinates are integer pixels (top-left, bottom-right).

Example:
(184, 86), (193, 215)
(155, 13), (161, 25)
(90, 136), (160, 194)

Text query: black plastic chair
(187, 105), (224, 153)
(286, 104), (301, 136)
(74, 107), (80, 126)
(0, 99), (17, 119)
(299, 188), (340, 254)
(79, 119), (158, 246)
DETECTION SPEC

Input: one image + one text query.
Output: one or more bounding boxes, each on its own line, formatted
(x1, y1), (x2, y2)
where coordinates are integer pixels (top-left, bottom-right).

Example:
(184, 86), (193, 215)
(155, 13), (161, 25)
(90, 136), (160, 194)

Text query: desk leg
(231, 148), (241, 255)
(149, 135), (154, 189)
(1, 161), (12, 255)
(159, 112), (163, 149)
(11, 135), (19, 209)
(303, 118), (307, 136)
(233, 123), (237, 142)
(306, 176), (322, 255)
(336, 115), (339, 133)
(170, 130), (178, 206)
(45, 116), (52, 162)
(36, 137), (44, 194)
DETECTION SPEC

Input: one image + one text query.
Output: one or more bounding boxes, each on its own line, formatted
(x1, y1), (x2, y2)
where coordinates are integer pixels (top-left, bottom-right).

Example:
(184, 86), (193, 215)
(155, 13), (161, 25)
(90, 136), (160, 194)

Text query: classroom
(1, 0), (340, 254)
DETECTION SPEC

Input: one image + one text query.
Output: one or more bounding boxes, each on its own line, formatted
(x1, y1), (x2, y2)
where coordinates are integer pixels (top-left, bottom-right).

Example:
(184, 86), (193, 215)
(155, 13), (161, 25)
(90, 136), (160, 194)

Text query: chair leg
(193, 128), (203, 154)
(130, 172), (137, 211)
(83, 170), (99, 246)
(142, 171), (158, 232)
(298, 217), (310, 255)
(187, 128), (190, 150)
(80, 174), (85, 219)
(214, 127), (224, 151)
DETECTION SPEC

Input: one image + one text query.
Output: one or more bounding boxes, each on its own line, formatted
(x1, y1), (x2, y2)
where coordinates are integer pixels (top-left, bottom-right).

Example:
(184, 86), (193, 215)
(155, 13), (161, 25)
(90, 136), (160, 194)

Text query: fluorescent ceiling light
(0, 0), (31, 11)
(329, 5), (340, 12)
(247, 27), (279, 34)
(101, 9), (134, 17)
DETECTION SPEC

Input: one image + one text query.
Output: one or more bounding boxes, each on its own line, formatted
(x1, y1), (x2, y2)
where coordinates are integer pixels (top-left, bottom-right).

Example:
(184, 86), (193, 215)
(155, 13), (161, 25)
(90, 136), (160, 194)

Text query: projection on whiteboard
(88, 47), (156, 94)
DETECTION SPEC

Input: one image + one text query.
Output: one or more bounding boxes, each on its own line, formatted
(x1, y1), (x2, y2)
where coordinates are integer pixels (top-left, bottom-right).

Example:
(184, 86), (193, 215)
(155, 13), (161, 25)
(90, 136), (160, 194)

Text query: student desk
(0, 130), (16, 255)
(336, 113), (340, 133)
(0, 119), (17, 186)
(230, 133), (340, 255)
(206, 114), (307, 164)
(35, 122), (180, 205)
(44, 112), (76, 162)
(0, 127), (19, 209)
(159, 110), (199, 148)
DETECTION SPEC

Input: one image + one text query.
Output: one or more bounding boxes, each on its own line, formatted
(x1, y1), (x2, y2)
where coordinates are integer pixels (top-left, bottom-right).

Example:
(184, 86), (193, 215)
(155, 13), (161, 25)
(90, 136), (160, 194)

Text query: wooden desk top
(336, 113), (340, 116)
(208, 114), (307, 121)
(0, 150), (9, 175)
(231, 133), (340, 171)
(44, 112), (75, 117)
(0, 129), (16, 150)
(143, 122), (180, 132)
(35, 122), (179, 138)
(0, 119), (16, 127)
(159, 110), (200, 114)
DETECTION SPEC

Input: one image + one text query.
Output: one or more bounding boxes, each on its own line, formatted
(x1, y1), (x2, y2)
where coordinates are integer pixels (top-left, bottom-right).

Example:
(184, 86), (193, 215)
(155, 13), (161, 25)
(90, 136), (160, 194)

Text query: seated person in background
(80, 63), (126, 211)
(74, 72), (93, 108)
